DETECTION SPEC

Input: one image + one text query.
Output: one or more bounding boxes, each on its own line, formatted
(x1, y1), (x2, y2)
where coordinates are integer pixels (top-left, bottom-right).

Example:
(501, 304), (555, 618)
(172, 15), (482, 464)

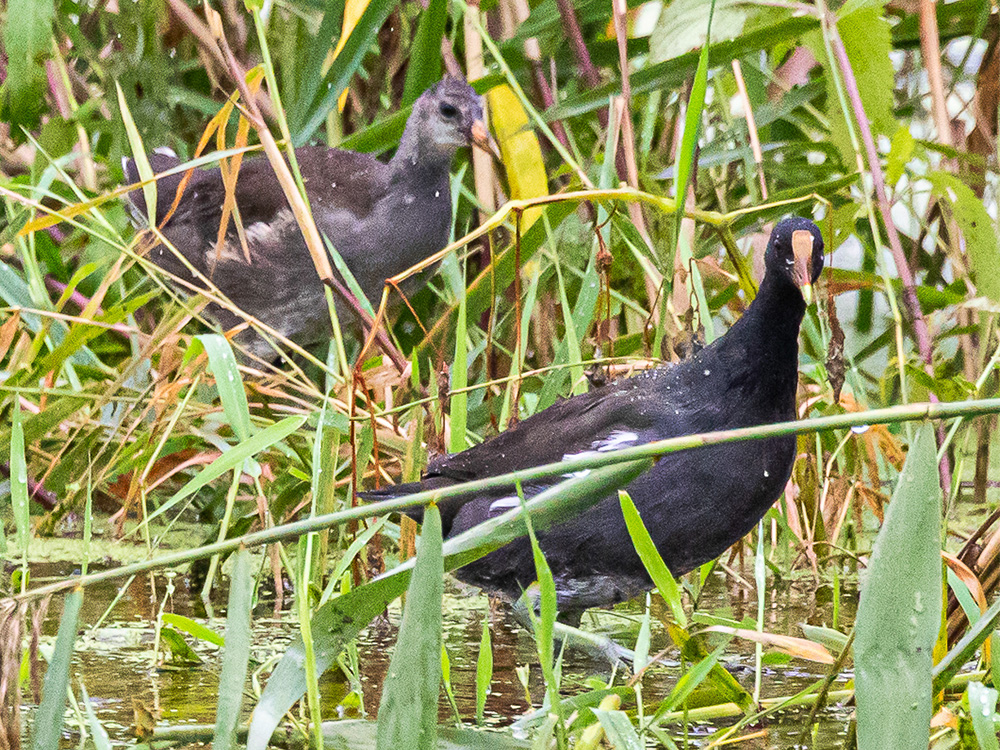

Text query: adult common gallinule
(367, 217), (825, 617)
(123, 77), (493, 361)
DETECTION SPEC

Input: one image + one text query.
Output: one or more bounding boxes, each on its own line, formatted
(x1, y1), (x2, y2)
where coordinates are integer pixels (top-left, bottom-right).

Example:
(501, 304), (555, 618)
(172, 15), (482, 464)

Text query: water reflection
(22, 561), (856, 748)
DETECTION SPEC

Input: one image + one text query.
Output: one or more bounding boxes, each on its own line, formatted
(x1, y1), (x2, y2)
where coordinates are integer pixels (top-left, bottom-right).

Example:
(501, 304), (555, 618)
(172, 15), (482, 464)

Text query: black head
(408, 76), (494, 156)
(765, 217), (825, 303)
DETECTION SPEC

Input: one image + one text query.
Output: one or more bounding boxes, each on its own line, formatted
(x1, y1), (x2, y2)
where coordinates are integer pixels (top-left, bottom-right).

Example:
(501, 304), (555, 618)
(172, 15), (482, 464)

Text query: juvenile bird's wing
(123, 147), (389, 259)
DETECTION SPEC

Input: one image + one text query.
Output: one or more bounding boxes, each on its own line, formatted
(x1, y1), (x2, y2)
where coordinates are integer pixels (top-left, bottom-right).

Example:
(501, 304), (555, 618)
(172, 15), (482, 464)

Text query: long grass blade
(213, 549), (256, 750)
(198, 334), (253, 442)
(31, 590), (83, 750)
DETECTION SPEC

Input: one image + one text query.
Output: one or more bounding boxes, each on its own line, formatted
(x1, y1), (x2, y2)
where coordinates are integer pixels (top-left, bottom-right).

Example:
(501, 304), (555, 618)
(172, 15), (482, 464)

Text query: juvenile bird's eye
(439, 102), (459, 118)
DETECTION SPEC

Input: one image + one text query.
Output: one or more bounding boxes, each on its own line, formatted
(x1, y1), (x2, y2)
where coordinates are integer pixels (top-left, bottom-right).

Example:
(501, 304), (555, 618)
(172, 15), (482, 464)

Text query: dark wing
(367, 369), (685, 534)
(123, 146), (389, 254)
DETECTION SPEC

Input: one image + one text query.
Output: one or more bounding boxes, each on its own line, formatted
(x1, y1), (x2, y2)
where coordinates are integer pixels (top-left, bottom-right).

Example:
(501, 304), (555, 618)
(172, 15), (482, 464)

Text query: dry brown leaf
(701, 625), (835, 664)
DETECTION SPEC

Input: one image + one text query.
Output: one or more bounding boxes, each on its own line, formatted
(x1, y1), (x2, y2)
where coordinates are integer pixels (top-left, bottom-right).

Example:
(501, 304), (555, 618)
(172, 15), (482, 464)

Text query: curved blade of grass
(161, 613), (224, 647)
(519, 485), (561, 741)
(449, 285), (468, 453)
(854, 423), (941, 750)
(197, 334), (253, 442)
(80, 684), (112, 750)
(31, 589), (82, 750)
(246, 460), (650, 750)
(376, 505), (443, 750)
(0, 261), (103, 369)
(116, 82), (156, 227)
(619, 490), (686, 628)
(133, 415), (307, 533)
(10, 399), (29, 570)
(933, 592), (1000, 693)
(213, 549), (255, 750)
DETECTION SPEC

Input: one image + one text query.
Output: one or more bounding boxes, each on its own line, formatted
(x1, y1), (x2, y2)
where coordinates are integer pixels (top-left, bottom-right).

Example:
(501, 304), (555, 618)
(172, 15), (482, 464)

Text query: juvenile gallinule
(367, 217), (825, 617)
(123, 77), (493, 361)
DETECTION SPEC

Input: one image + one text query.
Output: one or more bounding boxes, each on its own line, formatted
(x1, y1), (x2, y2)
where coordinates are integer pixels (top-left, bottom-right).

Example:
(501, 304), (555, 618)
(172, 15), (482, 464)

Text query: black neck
(715, 270), (806, 407)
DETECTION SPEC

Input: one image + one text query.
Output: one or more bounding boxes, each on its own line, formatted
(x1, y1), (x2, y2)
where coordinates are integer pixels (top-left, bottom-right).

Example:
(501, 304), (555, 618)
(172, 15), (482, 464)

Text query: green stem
(11, 396), (1000, 604)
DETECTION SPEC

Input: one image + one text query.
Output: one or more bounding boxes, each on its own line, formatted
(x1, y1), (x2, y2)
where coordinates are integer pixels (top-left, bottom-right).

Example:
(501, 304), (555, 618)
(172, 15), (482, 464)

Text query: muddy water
(20, 554), (856, 749)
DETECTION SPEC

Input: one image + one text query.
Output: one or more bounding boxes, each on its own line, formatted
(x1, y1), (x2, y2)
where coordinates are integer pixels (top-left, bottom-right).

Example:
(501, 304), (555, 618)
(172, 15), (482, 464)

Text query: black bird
(367, 217), (825, 617)
(123, 77), (494, 361)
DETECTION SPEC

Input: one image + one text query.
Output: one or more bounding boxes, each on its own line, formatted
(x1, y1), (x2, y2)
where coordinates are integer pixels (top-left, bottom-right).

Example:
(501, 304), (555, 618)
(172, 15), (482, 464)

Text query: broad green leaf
(854, 424), (941, 750)
(2, 0), (54, 132)
(968, 682), (1000, 750)
(375, 505), (443, 750)
(401, 0), (447, 106)
(590, 709), (644, 750)
(294, 0), (401, 143)
(619, 490), (686, 628)
(32, 590), (82, 750)
(886, 127), (916, 185)
(649, 0), (749, 63)
(928, 172), (1000, 305)
(160, 628), (203, 665)
(197, 334), (253, 442)
(799, 623), (850, 655)
(214, 549), (256, 750)
(820, 2), (896, 163)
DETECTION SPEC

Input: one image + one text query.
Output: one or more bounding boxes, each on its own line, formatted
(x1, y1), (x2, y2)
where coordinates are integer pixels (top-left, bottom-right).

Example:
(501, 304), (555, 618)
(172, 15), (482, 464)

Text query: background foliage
(1, 0), (1000, 747)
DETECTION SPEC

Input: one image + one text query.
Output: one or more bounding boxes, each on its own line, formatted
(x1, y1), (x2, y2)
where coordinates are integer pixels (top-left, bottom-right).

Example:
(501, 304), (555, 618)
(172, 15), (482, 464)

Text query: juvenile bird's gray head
(398, 77), (496, 163)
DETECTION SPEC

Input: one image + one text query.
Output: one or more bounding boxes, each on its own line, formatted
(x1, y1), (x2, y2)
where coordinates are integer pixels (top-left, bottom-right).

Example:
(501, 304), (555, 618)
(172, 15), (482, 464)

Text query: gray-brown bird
(123, 77), (494, 362)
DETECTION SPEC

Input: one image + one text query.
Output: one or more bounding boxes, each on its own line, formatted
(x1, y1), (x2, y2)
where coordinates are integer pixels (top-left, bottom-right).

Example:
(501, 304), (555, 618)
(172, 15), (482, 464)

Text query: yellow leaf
(329, 0), (371, 112)
(486, 84), (548, 230)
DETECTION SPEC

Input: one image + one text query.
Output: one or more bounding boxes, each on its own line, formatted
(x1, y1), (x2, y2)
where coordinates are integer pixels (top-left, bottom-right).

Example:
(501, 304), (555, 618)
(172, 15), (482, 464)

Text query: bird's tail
(361, 482), (428, 523)
(121, 149), (185, 225)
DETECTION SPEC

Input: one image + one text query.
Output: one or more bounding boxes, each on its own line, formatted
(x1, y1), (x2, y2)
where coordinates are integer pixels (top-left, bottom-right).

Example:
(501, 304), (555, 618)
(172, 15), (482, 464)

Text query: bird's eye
(439, 102), (459, 118)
